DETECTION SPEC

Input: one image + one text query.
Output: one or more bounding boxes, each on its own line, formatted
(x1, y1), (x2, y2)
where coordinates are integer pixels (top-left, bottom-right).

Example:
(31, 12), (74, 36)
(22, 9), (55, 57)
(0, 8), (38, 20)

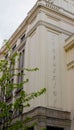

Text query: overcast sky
(0, 0), (37, 47)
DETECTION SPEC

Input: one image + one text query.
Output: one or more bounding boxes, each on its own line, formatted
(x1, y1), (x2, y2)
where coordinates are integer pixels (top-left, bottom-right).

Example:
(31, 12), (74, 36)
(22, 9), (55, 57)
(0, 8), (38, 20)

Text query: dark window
(10, 60), (15, 77)
(0, 118), (2, 124)
(5, 54), (8, 59)
(21, 34), (25, 42)
(27, 126), (34, 130)
(5, 56), (15, 101)
(18, 49), (25, 69)
(5, 94), (12, 102)
(14, 109), (20, 117)
(47, 126), (64, 130)
(15, 71), (23, 94)
(7, 104), (13, 120)
(12, 44), (16, 51)
(15, 49), (25, 95)
(14, 104), (23, 117)
(15, 70), (23, 95)
(5, 79), (13, 102)
(18, 71), (23, 84)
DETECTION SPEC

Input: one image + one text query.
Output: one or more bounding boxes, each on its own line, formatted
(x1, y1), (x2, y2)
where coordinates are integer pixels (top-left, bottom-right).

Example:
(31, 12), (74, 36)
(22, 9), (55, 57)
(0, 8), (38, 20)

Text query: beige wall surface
(0, 0), (74, 115)
(23, 0), (74, 112)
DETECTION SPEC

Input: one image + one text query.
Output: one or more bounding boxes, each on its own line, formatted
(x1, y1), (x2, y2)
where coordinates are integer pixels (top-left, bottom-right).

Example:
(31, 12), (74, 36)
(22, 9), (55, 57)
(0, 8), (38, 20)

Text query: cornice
(1, 0), (74, 53)
(6, 4), (39, 45)
(27, 20), (72, 37)
(41, 21), (73, 35)
(1, 19), (73, 54)
(37, 0), (74, 16)
(43, 9), (74, 26)
(7, 1), (74, 43)
(40, 5), (74, 24)
(45, 0), (74, 15)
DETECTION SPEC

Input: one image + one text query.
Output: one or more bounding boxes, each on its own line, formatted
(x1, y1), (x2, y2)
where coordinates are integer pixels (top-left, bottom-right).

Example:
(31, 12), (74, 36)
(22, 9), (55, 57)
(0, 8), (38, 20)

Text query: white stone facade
(0, 0), (74, 129)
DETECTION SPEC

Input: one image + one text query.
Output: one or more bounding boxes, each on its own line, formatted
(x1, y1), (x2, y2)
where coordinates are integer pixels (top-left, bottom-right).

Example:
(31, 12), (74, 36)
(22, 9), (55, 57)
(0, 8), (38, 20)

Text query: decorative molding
(52, 0), (74, 13)
(1, 0), (73, 53)
(64, 40), (74, 51)
(26, 20), (72, 39)
(65, 34), (74, 51)
(67, 60), (74, 70)
(64, 34), (74, 69)
(45, 1), (59, 11)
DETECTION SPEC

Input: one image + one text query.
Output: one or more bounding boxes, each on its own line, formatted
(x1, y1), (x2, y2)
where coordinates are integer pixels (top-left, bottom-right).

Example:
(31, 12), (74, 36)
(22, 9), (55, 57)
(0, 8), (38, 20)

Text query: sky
(0, 0), (37, 47)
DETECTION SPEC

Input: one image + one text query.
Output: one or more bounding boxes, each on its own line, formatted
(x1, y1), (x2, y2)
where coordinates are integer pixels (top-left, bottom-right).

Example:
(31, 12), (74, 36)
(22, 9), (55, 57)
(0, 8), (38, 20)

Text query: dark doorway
(47, 126), (64, 130)
(27, 126), (34, 130)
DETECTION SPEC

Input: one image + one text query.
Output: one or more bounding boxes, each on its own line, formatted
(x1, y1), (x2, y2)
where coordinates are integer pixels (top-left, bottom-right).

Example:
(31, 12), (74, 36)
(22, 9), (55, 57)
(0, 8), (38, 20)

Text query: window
(21, 34), (25, 42)
(5, 79), (14, 102)
(5, 53), (8, 59)
(12, 44), (16, 51)
(18, 49), (25, 69)
(15, 49), (25, 94)
(10, 60), (15, 77)
(7, 104), (13, 120)
(0, 118), (2, 124)
(18, 71), (23, 84)
(27, 126), (34, 130)
(14, 101), (23, 117)
(5, 56), (15, 101)
(47, 126), (64, 130)
(15, 71), (23, 94)
(14, 109), (20, 117)
(2, 53), (13, 102)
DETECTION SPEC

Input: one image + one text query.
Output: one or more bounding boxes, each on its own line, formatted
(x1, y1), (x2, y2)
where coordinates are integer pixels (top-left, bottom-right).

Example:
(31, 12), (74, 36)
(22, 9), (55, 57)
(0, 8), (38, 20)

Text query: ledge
(64, 34), (74, 69)
(64, 34), (74, 51)
(67, 60), (74, 69)
(23, 106), (71, 121)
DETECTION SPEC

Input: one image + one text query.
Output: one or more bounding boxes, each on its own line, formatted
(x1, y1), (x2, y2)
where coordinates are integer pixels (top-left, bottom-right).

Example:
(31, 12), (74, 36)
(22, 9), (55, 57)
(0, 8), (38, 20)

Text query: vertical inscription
(47, 31), (59, 107)
(52, 35), (57, 107)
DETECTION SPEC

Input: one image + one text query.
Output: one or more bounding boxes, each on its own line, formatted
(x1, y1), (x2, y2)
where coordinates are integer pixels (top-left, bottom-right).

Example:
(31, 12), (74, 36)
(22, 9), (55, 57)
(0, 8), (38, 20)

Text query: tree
(0, 41), (46, 130)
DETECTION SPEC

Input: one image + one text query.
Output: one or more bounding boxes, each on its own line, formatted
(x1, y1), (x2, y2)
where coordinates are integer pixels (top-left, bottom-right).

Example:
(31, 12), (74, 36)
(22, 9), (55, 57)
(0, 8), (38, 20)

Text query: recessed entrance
(27, 126), (34, 130)
(47, 126), (64, 130)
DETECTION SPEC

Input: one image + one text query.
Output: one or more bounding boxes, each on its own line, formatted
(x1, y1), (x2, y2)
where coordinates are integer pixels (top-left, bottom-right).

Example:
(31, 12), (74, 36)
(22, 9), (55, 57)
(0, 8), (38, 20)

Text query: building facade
(0, 0), (74, 129)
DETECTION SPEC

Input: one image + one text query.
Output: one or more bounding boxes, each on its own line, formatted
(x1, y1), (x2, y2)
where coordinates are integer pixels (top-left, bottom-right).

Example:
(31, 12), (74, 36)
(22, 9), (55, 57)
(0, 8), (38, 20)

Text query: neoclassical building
(0, 0), (74, 130)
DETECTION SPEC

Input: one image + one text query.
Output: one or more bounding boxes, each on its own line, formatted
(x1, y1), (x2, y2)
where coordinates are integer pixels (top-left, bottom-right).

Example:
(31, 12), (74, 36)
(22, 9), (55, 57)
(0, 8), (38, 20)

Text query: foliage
(0, 41), (46, 130)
